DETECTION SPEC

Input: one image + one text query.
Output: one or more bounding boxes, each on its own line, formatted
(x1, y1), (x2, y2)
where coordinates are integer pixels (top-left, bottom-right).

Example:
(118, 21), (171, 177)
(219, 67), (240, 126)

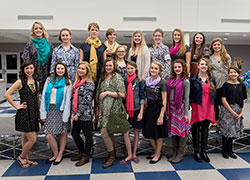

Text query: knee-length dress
(15, 80), (39, 132)
(143, 79), (168, 139)
(219, 82), (247, 138)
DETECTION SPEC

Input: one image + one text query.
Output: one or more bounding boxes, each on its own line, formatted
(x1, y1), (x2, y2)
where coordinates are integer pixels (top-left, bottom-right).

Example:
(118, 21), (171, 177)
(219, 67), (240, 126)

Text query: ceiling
(0, 29), (250, 45)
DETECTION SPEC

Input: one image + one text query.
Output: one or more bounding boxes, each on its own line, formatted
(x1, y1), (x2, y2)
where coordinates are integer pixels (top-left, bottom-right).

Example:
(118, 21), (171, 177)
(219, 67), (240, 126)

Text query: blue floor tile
(237, 152), (250, 163)
(218, 168), (250, 180)
(2, 159), (51, 176)
(1, 109), (17, 113)
(45, 174), (90, 180)
(0, 106), (9, 110)
(134, 171), (180, 180)
(91, 158), (133, 174)
(171, 155), (215, 170)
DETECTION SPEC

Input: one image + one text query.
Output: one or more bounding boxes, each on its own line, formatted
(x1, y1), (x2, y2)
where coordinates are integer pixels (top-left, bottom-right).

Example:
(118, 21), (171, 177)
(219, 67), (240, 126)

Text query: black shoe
(146, 155), (154, 160)
(45, 157), (56, 164)
(53, 158), (63, 165)
(194, 152), (202, 163)
(149, 155), (162, 164)
(228, 152), (237, 159)
(222, 153), (229, 159)
(200, 152), (210, 162)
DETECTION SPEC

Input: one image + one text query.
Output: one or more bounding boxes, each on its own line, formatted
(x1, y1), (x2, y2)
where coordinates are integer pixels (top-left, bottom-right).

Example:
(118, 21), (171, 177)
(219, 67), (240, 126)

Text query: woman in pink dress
(189, 58), (216, 163)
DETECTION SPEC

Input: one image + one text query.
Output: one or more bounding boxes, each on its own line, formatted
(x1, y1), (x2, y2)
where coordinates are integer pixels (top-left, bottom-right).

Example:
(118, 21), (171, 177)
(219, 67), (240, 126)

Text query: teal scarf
(45, 76), (66, 112)
(32, 38), (51, 64)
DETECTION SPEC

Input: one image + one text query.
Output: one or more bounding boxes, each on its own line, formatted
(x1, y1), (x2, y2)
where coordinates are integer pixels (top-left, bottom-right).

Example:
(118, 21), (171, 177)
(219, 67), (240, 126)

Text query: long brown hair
(228, 66), (242, 83)
(170, 59), (188, 80)
(198, 58), (215, 93)
(126, 61), (142, 82)
(191, 32), (206, 61)
(98, 58), (117, 87)
(74, 62), (93, 86)
(171, 28), (186, 58)
(51, 61), (70, 85)
(209, 38), (230, 66)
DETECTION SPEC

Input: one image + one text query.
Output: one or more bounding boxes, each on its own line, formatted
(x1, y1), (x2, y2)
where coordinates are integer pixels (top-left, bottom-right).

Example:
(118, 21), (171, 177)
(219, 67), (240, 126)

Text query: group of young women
(4, 21), (247, 169)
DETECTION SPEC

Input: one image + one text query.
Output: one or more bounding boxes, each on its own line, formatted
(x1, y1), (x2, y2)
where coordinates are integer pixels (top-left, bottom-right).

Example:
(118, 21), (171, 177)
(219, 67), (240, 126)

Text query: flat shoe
(53, 158), (63, 165)
(45, 157), (56, 164)
(146, 155), (154, 159)
(149, 155), (162, 164)
(119, 158), (132, 164)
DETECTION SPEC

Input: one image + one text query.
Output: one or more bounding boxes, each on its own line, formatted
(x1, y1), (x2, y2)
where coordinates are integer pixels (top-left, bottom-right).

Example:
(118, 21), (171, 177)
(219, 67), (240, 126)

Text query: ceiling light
(223, 38), (228, 41)
(242, 34), (247, 37)
(225, 32), (230, 36)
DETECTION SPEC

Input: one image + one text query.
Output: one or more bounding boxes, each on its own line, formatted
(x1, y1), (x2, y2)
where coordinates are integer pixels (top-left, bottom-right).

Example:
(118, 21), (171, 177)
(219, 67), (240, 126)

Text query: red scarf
(72, 78), (87, 114)
(126, 73), (137, 117)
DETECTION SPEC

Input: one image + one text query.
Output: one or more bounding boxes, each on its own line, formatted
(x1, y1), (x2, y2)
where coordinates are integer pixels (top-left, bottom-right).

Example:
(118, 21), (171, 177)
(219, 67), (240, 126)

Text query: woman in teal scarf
(22, 21), (53, 93)
(40, 62), (72, 165)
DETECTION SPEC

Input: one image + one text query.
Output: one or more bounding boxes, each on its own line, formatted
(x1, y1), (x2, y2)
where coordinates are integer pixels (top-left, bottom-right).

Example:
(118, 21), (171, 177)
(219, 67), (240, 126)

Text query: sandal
(17, 156), (30, 168)
(27, 159), (38, 166)
(132, 157), (140, 164)
(119, 158), (132, 164)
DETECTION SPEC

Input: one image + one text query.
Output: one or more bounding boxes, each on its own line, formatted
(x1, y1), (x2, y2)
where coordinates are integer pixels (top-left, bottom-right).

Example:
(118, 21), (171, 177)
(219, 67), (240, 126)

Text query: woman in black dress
(4, 61), (40, 168)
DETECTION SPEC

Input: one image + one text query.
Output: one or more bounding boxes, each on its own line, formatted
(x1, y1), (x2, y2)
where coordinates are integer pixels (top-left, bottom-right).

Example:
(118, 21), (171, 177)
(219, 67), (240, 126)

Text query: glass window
(0, 55), (2, 70)
(0, 74), (2, 79)
(7, 74), (17, 83)
(6, 55), (17, 70)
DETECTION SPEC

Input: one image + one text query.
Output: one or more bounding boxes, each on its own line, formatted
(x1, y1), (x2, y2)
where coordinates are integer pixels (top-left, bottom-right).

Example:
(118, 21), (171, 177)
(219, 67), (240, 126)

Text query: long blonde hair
(74, 62), (93, 86)
(209, 38), (230, 66)
(30, 21), (48, 40)
(129, 30), (147, 57)
(171, 28), (186, 58)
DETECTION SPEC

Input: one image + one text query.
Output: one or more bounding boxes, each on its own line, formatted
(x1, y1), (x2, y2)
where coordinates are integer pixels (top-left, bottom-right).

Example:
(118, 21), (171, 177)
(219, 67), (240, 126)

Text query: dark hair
(170, 59), (188, 80)
(106, 28), (116, 38)
(191, 32), (206, 61)
(228, 66), (242, 82)
(98, 58), (117, 88)
(58, 28), (71, 42)
(51, 61), (70, 85)
(19, 60), (34, 84)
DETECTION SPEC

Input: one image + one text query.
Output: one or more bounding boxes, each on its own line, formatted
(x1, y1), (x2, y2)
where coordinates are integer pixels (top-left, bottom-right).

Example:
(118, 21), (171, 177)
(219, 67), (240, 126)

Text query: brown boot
(172, 137), (187, 163)
(75, 154), (89, 166)
(102, 147), (116, 164)
(71, 152), (83, 161)
(169, 136), (179, 162)
(103, 150), (116, 168)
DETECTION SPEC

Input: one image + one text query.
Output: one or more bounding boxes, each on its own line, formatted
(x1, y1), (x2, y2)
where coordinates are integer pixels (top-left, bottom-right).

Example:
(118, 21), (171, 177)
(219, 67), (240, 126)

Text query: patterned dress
(96, 73), (125, 128)
(22, 41), (53, 93)
(15, 80), (39, 132)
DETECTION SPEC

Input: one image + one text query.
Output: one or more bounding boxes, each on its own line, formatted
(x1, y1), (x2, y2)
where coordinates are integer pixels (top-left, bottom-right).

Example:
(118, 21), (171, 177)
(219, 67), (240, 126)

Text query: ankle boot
(103, 150), (116, 168)
(169, 136), (179, 162)
(172, 136), (186, 163)
(103, 146), (116, 164)
(222, 136), (229, 159)
(228, 138), (237, 159)
(201, 126), (210, 162)
(192, 125), (202, 162)
(75, 153), (89, 166)
(71, 152), (83, 161)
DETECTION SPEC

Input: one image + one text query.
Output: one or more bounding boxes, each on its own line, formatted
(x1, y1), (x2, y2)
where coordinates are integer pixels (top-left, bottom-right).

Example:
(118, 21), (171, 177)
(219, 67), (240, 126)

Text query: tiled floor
(1, 153), (250, 180)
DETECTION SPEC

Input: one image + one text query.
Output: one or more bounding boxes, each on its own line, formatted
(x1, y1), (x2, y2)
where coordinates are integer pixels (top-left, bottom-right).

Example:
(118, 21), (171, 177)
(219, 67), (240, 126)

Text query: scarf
(126, 73), (137, 118)
(72, 78), (88, 114)
(167, 77), (184, 110)
(85, 37), (102, 82)
(104, 40), (119, 55)
(32, 38), (51, 65)
(169, 43), (180, 55)
(146, 75), (161, 88)
(45, 76), (66, 112)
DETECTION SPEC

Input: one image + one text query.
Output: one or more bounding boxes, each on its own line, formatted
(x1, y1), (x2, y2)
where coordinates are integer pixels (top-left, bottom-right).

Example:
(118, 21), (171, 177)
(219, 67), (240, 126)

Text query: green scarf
(32, 38), (51, 64)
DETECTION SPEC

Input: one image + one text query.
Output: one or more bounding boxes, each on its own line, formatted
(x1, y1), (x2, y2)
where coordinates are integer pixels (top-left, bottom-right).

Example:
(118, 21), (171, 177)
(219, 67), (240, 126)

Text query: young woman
(104, 28), (119, 59)
(96, 58), (126, 168)
(219, 67), (247, 159)
(190, 32), (209, 76)
(190, 58), (216, 162)
(143, 61), (167, 164)
(167, 59), (190, 163)
(115, 45), (127, 77)
(40, 62), (72, 165)
(120, 61), (145, 164)
(209, 38), (231, 121)
(4, 61), (39, 168)
(149, 28), (171, 80)
(80, 22), (107, 84)
(50, 28), (79, 82)
(22, 22), (53, 93)
(70, 62), (94, 166)
(127, 30), (150, 80)
(170, 29), (191, 74)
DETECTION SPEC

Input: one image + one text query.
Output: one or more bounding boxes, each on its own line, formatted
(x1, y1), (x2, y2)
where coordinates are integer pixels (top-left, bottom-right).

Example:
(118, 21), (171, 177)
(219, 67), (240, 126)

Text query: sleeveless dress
(15, 80), (39, 132)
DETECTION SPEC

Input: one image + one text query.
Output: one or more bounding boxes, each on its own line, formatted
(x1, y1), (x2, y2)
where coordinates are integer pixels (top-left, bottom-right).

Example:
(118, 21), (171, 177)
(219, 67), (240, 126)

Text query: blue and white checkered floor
(1, 153), (250, 180)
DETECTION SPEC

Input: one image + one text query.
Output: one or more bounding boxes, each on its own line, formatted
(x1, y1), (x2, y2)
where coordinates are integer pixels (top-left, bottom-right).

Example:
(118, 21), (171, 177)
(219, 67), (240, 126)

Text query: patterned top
(242, 70), (250, 88)
(149, 43), (171, 80)
(21, 41), (53, 93)
(50, 44), (80, 82)
(117, 64), (127, 78)
(96, 73), (125, 128)
(72, 80), (94, 121)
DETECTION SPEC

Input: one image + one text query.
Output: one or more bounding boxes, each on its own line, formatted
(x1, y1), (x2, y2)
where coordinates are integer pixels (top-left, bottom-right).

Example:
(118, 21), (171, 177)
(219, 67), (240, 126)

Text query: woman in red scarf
(70, 62), (94, 166)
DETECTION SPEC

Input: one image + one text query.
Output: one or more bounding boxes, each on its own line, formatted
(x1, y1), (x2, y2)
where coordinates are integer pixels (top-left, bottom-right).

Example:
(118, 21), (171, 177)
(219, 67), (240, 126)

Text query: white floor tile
(0, 176), (45, 180)
(90, 173), (135, 180)
(177, 169), (226, 180)
(0, 160), (14, 177)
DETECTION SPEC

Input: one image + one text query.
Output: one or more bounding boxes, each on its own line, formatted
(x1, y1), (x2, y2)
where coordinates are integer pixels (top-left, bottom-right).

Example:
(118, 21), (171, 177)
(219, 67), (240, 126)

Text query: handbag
(106, 92), (130, 134)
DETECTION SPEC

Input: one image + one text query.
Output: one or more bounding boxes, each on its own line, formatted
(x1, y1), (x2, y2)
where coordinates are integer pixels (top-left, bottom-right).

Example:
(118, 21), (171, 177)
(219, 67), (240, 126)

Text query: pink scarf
(126, 73), (137, 118)
(169, 43), (180, 55)
(167, 77), (184, 110)
(72, 78), (87, 114)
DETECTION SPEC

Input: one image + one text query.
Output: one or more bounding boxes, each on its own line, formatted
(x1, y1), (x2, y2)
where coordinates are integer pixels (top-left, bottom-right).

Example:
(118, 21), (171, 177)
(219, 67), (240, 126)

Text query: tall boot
(192, 125), (202, 162)
(222, 136), (229, 159)
(172, 136), (186, 163)
(200, 127), (210, 162)
(168, 136), (179, 162)
(228, 138), (237, 159)
(103, 150), (116, 168)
